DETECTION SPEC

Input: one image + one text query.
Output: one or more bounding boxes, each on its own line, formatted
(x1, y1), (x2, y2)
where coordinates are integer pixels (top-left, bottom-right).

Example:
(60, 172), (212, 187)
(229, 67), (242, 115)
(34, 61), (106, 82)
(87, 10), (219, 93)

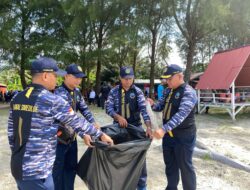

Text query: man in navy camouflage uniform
(106, 66), (152, 190)
(7, 57), (113, 190)
(148, 64), (197, 190)
(53, 63), (100, 190)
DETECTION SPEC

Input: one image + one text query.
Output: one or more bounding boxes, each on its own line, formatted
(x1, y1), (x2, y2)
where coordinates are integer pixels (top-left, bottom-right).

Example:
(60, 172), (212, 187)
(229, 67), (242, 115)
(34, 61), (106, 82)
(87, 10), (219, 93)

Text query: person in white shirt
(89, 88), (96, 105)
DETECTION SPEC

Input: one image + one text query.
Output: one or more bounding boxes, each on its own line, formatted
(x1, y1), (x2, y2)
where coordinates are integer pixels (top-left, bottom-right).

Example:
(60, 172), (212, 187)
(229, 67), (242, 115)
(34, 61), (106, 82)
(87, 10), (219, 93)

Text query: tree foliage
(0, 0), (250, 92)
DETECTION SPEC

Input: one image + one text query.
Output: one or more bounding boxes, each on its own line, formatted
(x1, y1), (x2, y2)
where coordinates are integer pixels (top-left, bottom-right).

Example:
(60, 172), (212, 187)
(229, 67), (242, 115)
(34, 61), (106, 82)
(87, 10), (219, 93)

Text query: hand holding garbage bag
(77, 124), (151, 190)
(100, 133), (114, 145)
(83, 132), (113, 147)
(113, 113), (128, 127)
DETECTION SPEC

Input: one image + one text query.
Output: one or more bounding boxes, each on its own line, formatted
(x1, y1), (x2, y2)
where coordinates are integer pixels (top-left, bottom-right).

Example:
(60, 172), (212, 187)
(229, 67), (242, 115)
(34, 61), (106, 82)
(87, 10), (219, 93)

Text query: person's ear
(177, 73), (182, 79)
(42, 72), (49, 82)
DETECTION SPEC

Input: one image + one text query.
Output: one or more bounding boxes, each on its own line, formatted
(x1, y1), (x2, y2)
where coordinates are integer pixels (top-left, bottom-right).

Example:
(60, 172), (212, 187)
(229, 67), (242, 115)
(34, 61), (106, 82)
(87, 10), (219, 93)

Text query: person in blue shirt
(106, 66), (152, 190)
(100, 81), (111, 109)
(52, 64), (100, 190)
(157, 78), (167, 100)
(148, 64), (197, 190)
(8, 57), (113, 190)
(157, 84), (164, 100)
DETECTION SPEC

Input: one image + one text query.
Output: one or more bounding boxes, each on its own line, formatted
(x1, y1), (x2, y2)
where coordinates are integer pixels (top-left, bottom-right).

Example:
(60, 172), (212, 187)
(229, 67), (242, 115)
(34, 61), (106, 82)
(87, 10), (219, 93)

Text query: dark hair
(31, 72), (42, 78)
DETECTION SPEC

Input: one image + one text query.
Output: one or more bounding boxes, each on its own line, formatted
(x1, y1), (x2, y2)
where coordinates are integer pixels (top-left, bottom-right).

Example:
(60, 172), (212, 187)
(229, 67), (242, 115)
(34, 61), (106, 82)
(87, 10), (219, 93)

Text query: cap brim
(56, 70), (67, 76)
(120, 75), (134, 79)
(160, 75), (172, 79)
(72, 73), (87, 78)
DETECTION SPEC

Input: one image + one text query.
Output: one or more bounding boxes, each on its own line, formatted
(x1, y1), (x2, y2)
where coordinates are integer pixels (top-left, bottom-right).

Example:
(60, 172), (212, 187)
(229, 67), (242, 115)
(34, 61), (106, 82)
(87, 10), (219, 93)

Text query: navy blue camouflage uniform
(52, 83), (96, 190)
(8, 83), (101, 189)
(106, 84), (151, 189)
(153, 83), (197, 190)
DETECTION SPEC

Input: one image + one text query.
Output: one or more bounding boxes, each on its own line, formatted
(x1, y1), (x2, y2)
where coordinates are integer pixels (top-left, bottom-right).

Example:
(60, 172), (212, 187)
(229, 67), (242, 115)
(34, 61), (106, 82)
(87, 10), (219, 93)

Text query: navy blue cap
(31, 57), (66, 76)
(161, 64), (183, 79)
(120, 66), (134, 78)
(66, 64), (86, 78)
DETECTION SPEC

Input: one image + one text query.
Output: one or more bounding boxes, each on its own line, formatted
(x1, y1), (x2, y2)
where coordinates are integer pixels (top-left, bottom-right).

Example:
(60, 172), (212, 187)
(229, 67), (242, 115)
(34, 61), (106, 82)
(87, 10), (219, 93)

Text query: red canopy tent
(196, 45), (250, 120)
(196, 45), (250, 90)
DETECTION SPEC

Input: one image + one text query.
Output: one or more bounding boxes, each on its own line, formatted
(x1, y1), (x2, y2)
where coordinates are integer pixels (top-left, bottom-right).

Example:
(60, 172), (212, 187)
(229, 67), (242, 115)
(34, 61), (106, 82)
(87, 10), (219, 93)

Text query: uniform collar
(119, 84), (135, 92)
(29, 83), (47, 90)
(62, 82), (74, 92)
(173, 82), (186, 92)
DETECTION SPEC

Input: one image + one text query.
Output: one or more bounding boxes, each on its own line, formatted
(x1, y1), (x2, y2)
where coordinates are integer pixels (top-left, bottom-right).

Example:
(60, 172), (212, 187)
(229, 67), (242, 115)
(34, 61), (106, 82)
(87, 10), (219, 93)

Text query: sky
(167, 43), (185, 69)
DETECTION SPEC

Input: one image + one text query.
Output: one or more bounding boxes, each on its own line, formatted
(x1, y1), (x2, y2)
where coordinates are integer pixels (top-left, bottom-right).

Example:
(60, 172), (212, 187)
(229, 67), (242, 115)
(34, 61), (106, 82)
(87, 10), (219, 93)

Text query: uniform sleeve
(105, 89), (117, 118)
(77, 93), (95, 123)
(152, 89), (169, 111)
(51, 96), (102, 138)
(136, 88), (151, 123)
(7, 108), (14, 152)
(162, 87), (197, 132)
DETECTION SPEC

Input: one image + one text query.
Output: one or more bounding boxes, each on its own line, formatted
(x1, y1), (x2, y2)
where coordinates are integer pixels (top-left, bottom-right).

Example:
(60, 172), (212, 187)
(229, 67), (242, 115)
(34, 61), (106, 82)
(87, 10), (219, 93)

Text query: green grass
(202, 153), (212, 161)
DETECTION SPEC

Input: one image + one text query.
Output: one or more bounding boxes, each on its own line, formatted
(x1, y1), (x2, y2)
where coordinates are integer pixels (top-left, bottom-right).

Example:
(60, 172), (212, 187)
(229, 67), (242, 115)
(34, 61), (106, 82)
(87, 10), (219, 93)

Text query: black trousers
(53, 140), (78, 190)
(162, 134), (196, 190)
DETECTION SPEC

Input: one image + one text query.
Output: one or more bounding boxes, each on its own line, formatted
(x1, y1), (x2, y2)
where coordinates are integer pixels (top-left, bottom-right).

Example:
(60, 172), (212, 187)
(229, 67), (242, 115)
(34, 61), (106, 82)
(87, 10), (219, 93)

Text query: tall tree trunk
(20, 55), (27, 89)
(96, 58), (101, 94)
(95, 38), (102, 94)
(184, 42), (196, 82)
(132, 34), (138, 78)
(132, 51), (137, 78)
(86, 63), (91, 89)
(85, 44), (93, 92)
(149, 30), (157, 98)
(20, 14), (27, 89)
(80, 49), (86, 95)
(95, 31), (103, 94)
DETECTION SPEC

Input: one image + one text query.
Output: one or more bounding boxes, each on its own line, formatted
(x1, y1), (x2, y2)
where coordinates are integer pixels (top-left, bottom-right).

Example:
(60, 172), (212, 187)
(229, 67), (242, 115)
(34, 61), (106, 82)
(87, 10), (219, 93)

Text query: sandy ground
(0, 105), (250, 190)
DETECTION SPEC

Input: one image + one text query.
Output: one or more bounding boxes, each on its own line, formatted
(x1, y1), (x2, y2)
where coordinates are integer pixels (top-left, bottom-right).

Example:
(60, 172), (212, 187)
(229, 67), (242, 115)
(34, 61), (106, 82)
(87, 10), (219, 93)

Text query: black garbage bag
(77, 124), (151, 190)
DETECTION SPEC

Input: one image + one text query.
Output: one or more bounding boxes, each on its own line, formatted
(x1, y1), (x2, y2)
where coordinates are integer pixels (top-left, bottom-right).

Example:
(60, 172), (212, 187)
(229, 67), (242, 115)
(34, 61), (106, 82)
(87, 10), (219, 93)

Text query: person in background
(0, 91), (3, 102)
(88, 88), (96, 105)
(157, 78), (167, 100)
(144, 86), (149, 98)
(100, 81), (111, 109)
